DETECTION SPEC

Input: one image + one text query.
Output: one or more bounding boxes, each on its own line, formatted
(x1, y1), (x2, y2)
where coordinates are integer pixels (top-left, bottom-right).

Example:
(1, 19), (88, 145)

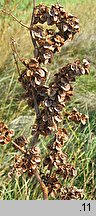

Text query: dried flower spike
(65, 107), (88, 125)
(2, 1), (90, 200)
(31, 4), (80, 64)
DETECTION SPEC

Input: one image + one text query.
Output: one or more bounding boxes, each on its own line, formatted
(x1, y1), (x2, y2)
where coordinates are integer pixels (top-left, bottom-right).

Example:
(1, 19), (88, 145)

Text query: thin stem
(30, 80), (41, 118)
(31, 0), (36, 26)
(10, 37), (21, 61)
(29, 0), (40, 120)
(32, 169), (48, 200)
(10, 37), (30, 71)
(30, 0), (38, 58)
(12, 141), (26, 154)
(10, 37), (21, 76)
(1, 9), (30, 30)
(31, 132), (39, 147)
(33, 0), (36, 8)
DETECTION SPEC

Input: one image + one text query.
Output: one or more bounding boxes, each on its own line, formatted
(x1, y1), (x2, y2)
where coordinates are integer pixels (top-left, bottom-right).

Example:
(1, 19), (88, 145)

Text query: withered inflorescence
(0, 122), (14, 145)
(41, 128), (81, 199)
(8, 146), (41, 178)
(31, 4), (80, 64)
(18, 57), (48, 108)
(65, 107), (88, 125)
(0, 2), (90, 200)
(32, 59), (90, 136)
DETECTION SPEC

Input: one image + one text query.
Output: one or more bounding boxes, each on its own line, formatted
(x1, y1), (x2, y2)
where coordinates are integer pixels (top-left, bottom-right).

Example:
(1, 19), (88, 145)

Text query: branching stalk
(1, 9), (30, 29)
(29, 0), (41, 121)
(30, 0), (38, 58)
(29, 1), (44, 198)
(30, 132), (39, 147)
(30, 79), (41, 118)
(32, 169), (48, 200)
(10, 37), (21, 76)
(12, 141), (26, 154)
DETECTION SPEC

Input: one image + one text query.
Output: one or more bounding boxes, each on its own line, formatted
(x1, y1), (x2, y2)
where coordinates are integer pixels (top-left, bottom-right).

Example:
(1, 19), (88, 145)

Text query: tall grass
(0, 0), (96, 199)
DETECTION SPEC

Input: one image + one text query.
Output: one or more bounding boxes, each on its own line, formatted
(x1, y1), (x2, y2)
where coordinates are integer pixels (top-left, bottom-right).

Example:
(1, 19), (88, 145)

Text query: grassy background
(0, 0), (96, 199)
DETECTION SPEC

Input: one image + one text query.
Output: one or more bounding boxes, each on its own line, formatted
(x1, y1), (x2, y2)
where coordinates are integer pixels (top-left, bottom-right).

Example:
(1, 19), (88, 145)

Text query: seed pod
(14, 136), (28, 149)
(0, 122), (14, 145)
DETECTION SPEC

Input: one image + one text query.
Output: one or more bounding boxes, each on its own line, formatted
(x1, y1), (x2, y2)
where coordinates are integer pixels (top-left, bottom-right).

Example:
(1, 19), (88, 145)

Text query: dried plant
(0, 0), (90, 200)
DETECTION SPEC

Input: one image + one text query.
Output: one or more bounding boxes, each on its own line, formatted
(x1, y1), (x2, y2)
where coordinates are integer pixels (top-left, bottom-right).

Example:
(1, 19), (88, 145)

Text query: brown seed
(60, 83), (71, 91)
(35, 77), (42, 85)
(54, 115), (62, 122)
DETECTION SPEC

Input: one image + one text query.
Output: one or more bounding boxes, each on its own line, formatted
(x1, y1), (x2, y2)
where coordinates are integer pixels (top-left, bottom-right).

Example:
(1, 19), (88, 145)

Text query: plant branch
(29, 0), (40, 121)
(12, 141), (26, 154)
(33, 0), (36, 8)
(30, 0), (38, 58)
(32, 168), (48, 200)
(30, 132), (39, 147)
(10, 37), (21, 76)
(30, 80), (41, 118)
(30, 0), (36, 26)
(1, 9), (30, 30)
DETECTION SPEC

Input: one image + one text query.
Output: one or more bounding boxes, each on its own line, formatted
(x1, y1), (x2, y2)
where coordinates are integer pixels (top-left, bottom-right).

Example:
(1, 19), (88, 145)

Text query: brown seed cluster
(33, 4), (49, 24)
(65, 107), (88, 125)
(60, 186), (83, 200)
(42, 128), (77, 198)
(8, 146), (41, 177)
(43, 128), (68, 170)
(31, 4), (80, 63)
(14, 136), (28, 149)
(44, 130), (76, 179)
(32, 59), (90, 136)
(43, 173), (83, 199)
(1, 3), (90, 200)
(7, 56), (89, 198)
(19, 58), (47, 87)
(18, 57), (48, 107)
(42, 173), (61, 198)
(0, 122), (14, 145)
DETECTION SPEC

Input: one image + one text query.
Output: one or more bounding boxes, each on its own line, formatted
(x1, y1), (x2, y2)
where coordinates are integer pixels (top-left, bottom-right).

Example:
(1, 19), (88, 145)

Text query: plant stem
(33, 0), (36, 8)
(30, 79), (41, 118)
(31, 132), (39, 147)
(30, 0), (38, 58)
(30, 0), (36, 26)
(29, 0), (41, 120)
(10, 37), (21, 76)
(1, 9), (30, 30)
(12, 141), (26, 154)
(29, 4), (44, 200)
(32, 169), (48, 200)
